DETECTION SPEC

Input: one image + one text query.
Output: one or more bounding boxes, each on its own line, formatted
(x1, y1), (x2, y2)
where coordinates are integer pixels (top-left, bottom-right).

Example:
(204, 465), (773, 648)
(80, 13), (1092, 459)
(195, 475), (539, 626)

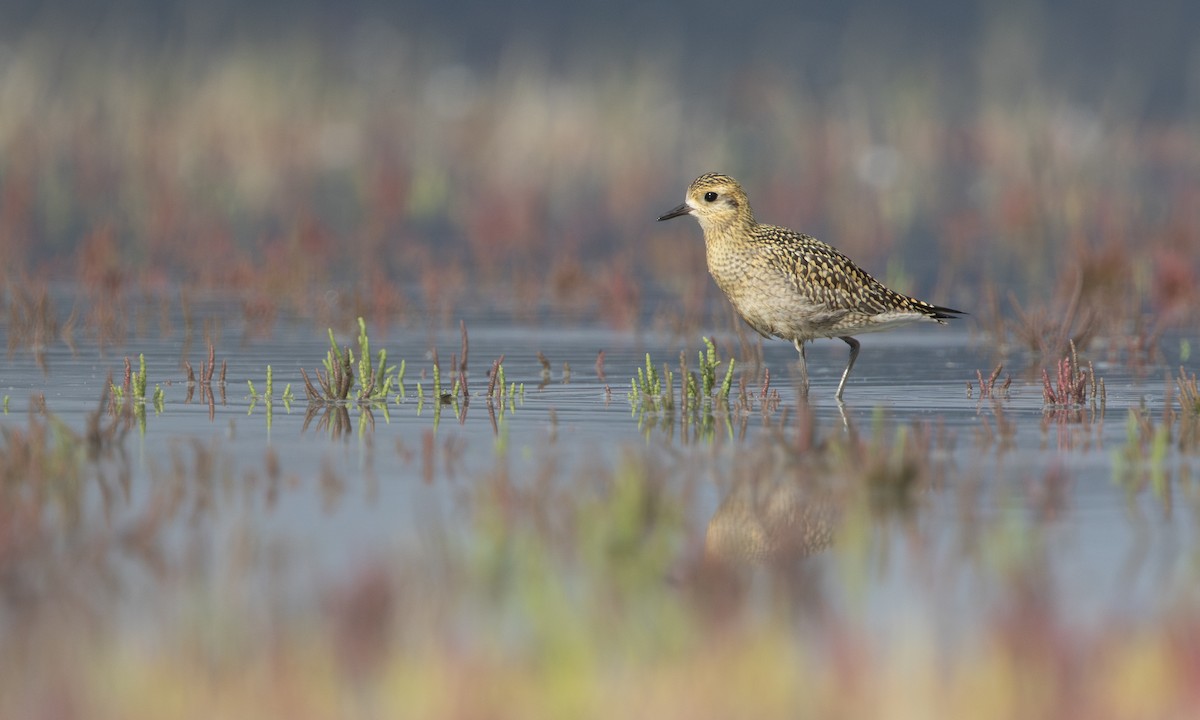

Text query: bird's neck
(698, 210), (756, 246)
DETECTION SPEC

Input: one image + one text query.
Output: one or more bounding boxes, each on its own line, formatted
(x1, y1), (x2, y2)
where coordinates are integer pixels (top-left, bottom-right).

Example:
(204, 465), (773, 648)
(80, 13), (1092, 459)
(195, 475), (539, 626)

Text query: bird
(658, 172), (964, 400)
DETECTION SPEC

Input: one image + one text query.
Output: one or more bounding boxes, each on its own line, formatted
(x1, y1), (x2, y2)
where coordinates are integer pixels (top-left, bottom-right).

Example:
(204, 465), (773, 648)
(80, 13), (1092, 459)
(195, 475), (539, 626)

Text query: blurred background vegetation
(0, 0), (1198, 331)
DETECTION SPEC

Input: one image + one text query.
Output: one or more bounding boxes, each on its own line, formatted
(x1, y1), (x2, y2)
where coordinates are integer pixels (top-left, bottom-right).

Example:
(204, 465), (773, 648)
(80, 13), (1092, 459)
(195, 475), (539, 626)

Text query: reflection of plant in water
(1112, 409), (1173, 504)
(1, 398), (298, 707)
(302, 403), (376, 438)
(1106, 367), (1200, 506)
(974, 401), (1018, 454)
(1117, 367), (1200, 472)
(1, 385), (136, 643)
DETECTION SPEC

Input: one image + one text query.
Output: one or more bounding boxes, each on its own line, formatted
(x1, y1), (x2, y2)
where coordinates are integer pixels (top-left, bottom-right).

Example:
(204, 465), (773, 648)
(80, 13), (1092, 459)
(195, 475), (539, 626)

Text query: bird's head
(657, 172), (754, 232)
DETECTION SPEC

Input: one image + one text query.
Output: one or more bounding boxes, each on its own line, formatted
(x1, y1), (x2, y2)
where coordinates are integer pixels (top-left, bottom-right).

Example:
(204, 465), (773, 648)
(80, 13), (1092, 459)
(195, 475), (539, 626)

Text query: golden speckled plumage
(659, 172), (963, 399)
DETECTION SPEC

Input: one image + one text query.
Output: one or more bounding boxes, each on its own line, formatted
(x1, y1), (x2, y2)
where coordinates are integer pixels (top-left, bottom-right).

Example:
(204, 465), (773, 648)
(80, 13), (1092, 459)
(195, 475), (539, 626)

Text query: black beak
(657, 203), (691, 222)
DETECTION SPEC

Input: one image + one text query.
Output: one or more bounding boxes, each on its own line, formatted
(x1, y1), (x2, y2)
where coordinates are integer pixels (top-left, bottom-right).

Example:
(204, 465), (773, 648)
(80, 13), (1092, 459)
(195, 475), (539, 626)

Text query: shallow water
(2, 303), (1196, 651)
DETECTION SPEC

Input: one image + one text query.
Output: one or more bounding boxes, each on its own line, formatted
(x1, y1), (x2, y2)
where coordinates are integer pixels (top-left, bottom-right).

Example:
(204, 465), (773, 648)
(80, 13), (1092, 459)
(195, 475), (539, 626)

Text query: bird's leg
(834, 336), (860, 401)
(793, 339), (809, 396)
(836, 399), (850, 429)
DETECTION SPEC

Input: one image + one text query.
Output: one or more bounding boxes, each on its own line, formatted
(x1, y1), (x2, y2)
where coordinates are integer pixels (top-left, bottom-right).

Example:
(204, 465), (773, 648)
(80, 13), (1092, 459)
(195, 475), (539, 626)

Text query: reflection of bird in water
(705, 474), (837, 563)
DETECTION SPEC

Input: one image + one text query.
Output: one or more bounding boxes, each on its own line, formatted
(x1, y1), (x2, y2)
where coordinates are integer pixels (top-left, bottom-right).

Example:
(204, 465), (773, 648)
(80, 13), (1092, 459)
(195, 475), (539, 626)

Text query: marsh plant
(247, 365), (296, 432)
(247, 365), (294, 406)
(967, 363), (1012, 401)
(630, 337), (735, 416)
(184, 342), (226, 389)
(1162, 367), (1200, 456)
(1042, 341), (1106, 411)
(629, 338), (744, 442)
(185, 342), (227, 419)
(107, 354), (161, 429)
(301, 317), (397, 405)
(1176, 367), (1200, 416)
(109, 354), (147, 406)
(484, 355), (521, 412)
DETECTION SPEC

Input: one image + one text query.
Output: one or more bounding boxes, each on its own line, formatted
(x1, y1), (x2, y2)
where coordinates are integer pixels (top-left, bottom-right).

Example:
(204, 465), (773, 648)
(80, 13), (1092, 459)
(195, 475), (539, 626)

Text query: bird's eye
(703, 191), (718, 202)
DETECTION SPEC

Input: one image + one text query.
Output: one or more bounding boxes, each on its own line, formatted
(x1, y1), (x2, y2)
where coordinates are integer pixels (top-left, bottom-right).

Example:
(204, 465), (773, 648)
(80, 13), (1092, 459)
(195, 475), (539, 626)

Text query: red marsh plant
(1169, 367), (1200, 454)
(184, 342), (227, 420)
(967, 362), (1011, 401)
(1041, 341), (1105, 410)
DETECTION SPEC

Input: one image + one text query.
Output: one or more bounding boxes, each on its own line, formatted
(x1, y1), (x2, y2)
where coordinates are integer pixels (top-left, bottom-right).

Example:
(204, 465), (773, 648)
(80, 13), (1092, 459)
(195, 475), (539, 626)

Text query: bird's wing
(756, 226), (913, 315)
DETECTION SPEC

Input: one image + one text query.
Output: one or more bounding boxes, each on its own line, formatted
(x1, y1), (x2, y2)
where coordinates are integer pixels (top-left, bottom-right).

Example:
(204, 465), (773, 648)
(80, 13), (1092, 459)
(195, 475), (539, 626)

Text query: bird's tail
(924, 303), (966, 322)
